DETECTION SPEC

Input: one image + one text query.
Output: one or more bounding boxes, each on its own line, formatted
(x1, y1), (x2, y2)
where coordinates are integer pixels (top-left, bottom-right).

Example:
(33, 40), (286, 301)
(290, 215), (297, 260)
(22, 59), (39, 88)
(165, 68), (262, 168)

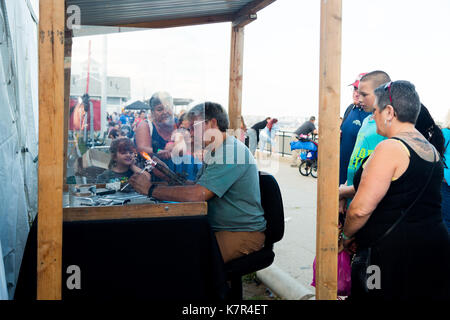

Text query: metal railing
(259, 130), (295, 157)
(260, 130), (318, 157)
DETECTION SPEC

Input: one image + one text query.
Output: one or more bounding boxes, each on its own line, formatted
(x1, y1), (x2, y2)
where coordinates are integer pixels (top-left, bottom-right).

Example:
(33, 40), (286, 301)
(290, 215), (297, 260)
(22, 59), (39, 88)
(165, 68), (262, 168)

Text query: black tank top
(353, 137), (443, 248)
(151, 122), (170, 153)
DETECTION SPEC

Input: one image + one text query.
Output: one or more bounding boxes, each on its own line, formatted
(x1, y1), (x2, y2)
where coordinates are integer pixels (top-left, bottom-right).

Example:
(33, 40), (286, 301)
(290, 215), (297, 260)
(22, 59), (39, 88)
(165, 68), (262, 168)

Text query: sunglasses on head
(384, 81), (393, 104)
(383, 81), (398, 117)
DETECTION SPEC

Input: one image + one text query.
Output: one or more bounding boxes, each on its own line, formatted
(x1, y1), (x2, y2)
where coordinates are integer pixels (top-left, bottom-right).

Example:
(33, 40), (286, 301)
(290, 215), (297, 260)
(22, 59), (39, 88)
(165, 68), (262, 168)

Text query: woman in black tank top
(342, 81), (449, 300)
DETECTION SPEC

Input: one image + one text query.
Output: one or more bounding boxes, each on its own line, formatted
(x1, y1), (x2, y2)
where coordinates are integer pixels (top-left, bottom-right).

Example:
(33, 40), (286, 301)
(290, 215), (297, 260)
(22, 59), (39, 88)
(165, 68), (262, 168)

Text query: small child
(96, 138), (140, 190)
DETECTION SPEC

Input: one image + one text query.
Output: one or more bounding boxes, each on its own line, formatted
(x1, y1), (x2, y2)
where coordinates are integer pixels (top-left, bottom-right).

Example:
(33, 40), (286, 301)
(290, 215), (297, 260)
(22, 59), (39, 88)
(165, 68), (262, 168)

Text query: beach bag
(311, 250), (352, 296)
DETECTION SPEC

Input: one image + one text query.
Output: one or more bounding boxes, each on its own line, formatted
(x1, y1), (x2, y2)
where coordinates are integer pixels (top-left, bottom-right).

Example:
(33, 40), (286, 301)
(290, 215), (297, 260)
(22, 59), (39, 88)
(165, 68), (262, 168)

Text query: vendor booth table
(15, 200), (229, 300)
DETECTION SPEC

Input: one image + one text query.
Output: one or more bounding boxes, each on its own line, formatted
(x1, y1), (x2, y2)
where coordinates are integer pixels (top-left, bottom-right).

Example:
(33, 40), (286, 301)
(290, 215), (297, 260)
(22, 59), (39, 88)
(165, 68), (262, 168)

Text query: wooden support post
(316, 0), (342, 300)
(38, 0), (65, 300)
(228, 26), (245, 130)
(63, 31), (73, 185)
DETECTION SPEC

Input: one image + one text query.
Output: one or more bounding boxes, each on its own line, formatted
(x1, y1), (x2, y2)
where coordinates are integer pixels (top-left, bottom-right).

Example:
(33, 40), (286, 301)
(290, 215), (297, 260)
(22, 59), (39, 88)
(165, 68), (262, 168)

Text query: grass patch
(242, 272), (257, 283)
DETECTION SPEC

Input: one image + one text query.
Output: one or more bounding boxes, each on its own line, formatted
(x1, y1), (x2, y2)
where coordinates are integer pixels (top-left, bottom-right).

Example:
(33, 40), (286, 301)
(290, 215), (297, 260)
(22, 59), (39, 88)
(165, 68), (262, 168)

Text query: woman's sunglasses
(384, 81), (393, 104)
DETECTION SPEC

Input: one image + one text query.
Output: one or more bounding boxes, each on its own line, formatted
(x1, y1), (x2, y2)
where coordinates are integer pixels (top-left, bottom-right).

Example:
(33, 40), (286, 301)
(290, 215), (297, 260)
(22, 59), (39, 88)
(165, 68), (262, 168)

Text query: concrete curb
(256, 264), (315, 300)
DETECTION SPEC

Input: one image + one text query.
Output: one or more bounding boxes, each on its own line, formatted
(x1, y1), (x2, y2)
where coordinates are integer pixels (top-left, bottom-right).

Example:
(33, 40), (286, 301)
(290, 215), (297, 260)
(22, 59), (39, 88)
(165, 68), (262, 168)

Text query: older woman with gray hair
(341, 80), (449, 300)
(134, 91), (176, 160)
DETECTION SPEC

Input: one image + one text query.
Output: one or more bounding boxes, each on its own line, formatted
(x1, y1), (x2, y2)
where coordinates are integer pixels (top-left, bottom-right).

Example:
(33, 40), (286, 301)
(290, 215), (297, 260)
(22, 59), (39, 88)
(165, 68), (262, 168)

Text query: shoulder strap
(341, 104), (354, 128)
(145, 119), (153, 137)
(372, 149), (437, 247)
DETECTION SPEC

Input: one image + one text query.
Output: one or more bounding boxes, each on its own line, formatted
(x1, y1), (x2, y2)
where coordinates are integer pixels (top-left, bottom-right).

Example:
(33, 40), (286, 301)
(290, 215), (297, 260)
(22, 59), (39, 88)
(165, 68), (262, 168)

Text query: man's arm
(129, 172), (215, 202)
(153, 184), (215, 202)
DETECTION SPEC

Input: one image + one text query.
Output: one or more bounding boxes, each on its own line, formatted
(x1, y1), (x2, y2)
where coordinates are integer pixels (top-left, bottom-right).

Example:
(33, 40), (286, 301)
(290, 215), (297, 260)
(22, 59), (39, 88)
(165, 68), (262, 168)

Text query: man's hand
(129, 172), (152, 196)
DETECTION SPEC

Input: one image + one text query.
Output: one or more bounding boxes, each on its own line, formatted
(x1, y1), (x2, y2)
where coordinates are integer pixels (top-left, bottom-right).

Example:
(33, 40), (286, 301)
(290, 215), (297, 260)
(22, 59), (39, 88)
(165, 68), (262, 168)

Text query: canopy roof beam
(115, 13), (233, 29)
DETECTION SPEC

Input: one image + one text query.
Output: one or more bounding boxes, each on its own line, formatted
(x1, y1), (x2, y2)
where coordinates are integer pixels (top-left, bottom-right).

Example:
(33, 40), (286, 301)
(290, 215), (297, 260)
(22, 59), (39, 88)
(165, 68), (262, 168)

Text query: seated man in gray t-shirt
(129, 102), (266, 263)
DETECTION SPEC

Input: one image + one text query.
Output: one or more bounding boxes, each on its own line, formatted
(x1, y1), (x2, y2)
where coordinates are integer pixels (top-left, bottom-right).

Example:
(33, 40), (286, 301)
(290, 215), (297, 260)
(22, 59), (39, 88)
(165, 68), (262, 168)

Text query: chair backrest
(259, 171), (285, 245)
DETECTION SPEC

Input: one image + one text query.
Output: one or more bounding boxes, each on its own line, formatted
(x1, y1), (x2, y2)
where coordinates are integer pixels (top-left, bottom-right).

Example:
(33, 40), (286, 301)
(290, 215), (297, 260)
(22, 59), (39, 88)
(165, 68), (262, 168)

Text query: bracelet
(147, 184), (158, 198)
(341, 232), (352, 240)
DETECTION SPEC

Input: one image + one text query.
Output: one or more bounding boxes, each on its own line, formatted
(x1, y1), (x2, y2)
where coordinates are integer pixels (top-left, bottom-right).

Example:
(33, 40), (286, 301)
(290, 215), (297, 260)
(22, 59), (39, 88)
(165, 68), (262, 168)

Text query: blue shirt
(443, 128), (450, 185)
(339, 105), (371, 184)
(119, 115), (128, 125)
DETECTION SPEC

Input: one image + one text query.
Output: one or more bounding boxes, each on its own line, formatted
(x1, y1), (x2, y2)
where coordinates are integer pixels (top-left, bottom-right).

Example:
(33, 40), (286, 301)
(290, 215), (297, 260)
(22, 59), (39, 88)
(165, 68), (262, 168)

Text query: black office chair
(225, 171), (285, 300)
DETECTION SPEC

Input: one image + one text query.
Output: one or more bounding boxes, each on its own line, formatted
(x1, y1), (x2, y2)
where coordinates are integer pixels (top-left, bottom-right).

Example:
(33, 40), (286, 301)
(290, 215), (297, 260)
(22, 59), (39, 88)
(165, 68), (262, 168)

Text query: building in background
(70, 59), (131, 115)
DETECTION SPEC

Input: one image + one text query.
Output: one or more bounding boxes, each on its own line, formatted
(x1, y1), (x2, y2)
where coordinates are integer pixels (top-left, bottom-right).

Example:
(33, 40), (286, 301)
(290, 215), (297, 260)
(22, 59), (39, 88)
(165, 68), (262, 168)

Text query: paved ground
(256, 152), (317, 291)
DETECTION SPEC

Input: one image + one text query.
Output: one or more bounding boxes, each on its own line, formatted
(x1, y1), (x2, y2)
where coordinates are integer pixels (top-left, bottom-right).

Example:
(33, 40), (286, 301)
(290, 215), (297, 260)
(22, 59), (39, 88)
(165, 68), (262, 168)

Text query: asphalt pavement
(256, 152), (317, 290)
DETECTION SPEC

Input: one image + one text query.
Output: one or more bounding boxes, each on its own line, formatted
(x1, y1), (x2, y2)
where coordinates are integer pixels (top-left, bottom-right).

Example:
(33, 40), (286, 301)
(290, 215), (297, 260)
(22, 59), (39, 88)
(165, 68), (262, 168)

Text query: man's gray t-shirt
(196, 136), (266, 232)
(294, 121), (316, 136)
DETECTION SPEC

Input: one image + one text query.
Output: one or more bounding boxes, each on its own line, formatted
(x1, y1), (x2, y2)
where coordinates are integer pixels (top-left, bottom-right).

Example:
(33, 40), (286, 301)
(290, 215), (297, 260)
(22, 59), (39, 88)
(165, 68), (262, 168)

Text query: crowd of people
(97, 96), (266, 264)
(336, 71), (449, 300)
(89, 70), (449, 300)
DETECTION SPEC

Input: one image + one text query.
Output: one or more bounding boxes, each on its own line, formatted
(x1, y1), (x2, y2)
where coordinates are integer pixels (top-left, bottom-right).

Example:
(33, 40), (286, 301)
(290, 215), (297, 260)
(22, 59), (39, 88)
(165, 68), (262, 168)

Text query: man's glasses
(185, 119), (207, 132)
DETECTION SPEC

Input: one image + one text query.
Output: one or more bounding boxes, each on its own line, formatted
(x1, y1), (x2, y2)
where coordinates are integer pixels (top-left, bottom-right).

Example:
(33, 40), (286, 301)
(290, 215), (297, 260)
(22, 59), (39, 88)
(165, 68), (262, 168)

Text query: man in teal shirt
(346, 114), (387, 186)
(340, 71), (391, 208)
(130, 102), (266, 263)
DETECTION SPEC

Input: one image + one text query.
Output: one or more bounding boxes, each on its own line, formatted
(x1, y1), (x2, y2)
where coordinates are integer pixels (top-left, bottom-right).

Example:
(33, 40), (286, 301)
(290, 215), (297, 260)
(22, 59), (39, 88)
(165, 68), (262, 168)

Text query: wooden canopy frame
(37, 0), (341, 300)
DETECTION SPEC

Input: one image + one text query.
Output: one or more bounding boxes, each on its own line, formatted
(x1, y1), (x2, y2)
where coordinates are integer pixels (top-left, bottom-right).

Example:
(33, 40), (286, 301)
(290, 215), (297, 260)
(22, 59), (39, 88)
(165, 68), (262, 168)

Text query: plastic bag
(311, 250), (352, 296)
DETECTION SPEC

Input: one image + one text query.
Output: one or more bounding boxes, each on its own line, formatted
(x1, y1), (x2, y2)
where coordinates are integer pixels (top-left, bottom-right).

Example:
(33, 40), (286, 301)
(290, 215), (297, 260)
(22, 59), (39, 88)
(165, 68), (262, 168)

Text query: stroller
(290, 137), (318, 178)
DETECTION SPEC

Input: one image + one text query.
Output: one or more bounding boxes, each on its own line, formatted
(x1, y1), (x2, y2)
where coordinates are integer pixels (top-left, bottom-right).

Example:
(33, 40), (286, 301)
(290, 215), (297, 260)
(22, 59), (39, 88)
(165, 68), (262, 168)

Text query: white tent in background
(0, 0), (39, 299)
(0, 241), (8, 299)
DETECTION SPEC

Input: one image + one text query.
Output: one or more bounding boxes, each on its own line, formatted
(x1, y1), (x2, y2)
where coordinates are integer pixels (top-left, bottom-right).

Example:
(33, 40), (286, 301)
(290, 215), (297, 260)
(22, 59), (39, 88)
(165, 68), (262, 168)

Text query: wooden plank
(115, 14), (233, 29)
(63, 202), (207, 222)
(228, 26), (245, 130)
(37, 0), (65, 300)
(232, 13), (257, 28)
(63, 31), (72, 185)
(233, 0), (277, 19)
(315, 0), (342, 300)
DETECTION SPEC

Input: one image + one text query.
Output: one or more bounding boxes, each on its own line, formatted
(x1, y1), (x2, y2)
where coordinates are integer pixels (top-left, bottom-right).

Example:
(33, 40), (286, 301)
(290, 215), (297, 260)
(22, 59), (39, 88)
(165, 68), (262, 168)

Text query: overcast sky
(70, 0), (450, 122)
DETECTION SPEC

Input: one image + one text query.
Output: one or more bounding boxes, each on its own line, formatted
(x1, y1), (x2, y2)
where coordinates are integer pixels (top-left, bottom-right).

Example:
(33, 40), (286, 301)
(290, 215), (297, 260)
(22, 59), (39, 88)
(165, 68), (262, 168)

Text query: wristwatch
(147, 184), (158, 198)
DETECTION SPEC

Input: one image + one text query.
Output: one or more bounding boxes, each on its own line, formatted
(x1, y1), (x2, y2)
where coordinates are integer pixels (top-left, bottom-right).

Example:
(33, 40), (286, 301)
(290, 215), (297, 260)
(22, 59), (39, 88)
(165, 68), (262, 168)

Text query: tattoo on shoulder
(395, 131), (432, 154)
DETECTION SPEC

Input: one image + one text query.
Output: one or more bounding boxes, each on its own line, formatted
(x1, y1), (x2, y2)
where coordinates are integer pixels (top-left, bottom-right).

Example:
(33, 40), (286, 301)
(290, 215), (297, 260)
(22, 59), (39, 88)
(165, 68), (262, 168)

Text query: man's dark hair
(187, 102), (229, 132)
(310, 116), (316, 121)
(360, 70), (391, 89)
